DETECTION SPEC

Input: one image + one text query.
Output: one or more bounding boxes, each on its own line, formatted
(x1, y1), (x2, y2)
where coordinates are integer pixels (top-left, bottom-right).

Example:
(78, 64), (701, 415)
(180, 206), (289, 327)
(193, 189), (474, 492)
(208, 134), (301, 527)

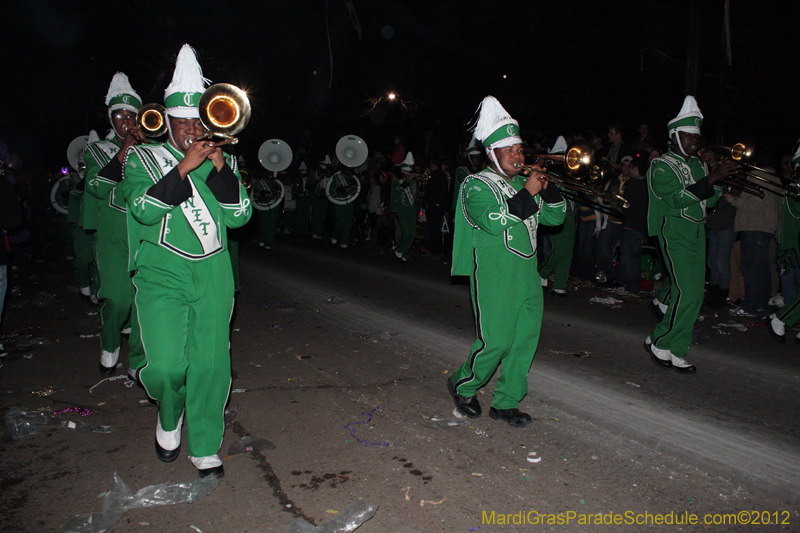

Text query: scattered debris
(284, 500), (377, 533)
(265, 320), (298, 329)
(712, 321), (748, 332)
(527, 452), (542, 463)
(420, 497), (446, 507)
(32, 387), (56, 397)
(60, 471), (220, 533)
(625, 382), (641, 388)
(589, 296), (623, 307)
(344, 406), (390, 447)
(89, 374), (135, 394)
(402, 487), (411, 501)
(324, 296), (343, 305)
(227, 435), (276, 455)
(550, 349), (591, 357)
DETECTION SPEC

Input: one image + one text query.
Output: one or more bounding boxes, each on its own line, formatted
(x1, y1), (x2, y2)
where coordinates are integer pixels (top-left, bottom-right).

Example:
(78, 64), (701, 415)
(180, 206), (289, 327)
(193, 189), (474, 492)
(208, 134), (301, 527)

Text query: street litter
(712, 321), (748, 332)
(32, 387), (56, 396)
(5, 407), (111, 439)
(420, 497), (446, 507)
(550, 349), (591, 357)
(344, 406), (390, 447)
(285, 499), (377, 533)
(265, 320), (298, 329)
(527, 452), (542, 463)
(79, 334), (100, 338)
(402, 487), (411, 500)
(430, 408), (470, 428)
(625, 382), (641, 388)
(325, 296), (343, 305)
(53, 406), (93, 417)
(89, 374), (135, 393)
(227, 435), (276, 455)
(589, 296), (622, 307)
(16, 337), (53, 348)
(59, 471), (220, 533)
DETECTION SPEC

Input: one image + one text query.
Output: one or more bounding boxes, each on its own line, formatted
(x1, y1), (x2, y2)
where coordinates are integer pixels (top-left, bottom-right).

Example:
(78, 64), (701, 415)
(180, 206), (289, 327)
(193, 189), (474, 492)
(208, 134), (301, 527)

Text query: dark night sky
(2, 0), (799, 174)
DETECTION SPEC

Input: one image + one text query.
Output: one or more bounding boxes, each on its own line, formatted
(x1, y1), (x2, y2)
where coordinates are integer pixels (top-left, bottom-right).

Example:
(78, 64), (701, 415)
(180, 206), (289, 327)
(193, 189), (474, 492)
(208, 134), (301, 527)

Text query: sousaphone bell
(52, 135), (89, 214)
(253, 139), (292, 211)
(327, 135), (366, 205)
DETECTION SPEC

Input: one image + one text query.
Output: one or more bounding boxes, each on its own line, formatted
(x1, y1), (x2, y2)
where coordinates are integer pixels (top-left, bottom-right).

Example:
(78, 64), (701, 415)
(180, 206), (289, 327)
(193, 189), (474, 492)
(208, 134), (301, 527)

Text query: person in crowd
(390, 152), (423, 262)
(704, 183), (738, 306)
(421, 158), (450, 257)
(122, 44), (252, 478)
(448, 96), (565, 428)
(309, 156), (331, 240)
(0, 158), (23, 342)
(615, 154), (649, 295)
(644, 95), (738, 373)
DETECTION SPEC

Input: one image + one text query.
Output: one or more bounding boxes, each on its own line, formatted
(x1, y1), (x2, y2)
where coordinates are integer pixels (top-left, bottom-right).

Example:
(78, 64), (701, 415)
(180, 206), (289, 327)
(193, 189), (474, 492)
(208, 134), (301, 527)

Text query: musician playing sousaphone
(84, 72), (147, 380)
(327, 135), (366, 249)
(252, 171), (285, 250)
(447, 96), (565, 428)
(122, 44), (252, 478)
(309, 155), (332, 239)
(390, 152), (424, 262)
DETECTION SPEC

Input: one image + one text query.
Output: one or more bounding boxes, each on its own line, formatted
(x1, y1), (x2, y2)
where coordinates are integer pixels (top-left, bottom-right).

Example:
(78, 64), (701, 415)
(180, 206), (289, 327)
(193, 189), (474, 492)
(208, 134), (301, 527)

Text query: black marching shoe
(650, 300), (665, 321)
(446, 378), (482, 418)
(489, 407), (532, 428)
(155, 437), (180, 463)
(198, 465), (225, 479)
(99, 362), (116, 378)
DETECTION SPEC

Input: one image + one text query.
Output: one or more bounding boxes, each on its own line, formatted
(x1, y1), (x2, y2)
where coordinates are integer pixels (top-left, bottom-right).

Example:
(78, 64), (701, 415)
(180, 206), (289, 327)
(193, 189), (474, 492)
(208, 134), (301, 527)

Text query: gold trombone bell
(198, 83), (251, 146)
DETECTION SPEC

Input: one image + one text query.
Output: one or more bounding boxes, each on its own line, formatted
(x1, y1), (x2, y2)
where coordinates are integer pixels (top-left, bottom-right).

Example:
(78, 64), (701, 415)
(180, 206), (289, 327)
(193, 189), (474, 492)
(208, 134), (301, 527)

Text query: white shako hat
(668, 95), (703, 136)
(319, 155), (332, 167)
(465, 137), (482, 157)
(471, 96), (521, 152)
(792, 140), (800, 168)
(105, 72), (142, 116)
(400, 152), (415, 173)
(299, 162), (309, 173)
(164, 44), (210, 119)
(549, 136), (568, 155)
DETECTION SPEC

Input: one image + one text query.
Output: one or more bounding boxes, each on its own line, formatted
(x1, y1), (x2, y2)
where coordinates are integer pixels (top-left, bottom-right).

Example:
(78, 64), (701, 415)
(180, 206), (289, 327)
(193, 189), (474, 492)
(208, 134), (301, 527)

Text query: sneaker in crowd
(728, 306), (756, 318)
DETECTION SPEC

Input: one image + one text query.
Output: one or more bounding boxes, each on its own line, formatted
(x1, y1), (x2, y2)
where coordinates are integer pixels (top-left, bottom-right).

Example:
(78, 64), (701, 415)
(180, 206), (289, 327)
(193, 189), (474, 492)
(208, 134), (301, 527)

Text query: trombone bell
(199, 83), (251, 145)
(136, 103), (168, 137)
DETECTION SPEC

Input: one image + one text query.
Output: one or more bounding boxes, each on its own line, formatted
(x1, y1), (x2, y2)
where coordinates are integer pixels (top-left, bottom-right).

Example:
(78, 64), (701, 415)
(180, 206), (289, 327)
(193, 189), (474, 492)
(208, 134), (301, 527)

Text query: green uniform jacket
(781, 195), (800, 257)
(82, 139), (122, 230)
(390, 175), (421, 212)
(646, 150), (721, 236)
(122, 142), (252, 271)
(451, 168), (567, 276)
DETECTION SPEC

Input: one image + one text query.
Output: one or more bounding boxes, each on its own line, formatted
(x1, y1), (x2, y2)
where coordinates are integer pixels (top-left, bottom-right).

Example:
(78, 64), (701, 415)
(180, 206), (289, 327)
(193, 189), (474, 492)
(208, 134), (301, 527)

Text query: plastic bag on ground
(5, 406), (51, 440)
(60, 471), (221, 533)
(285, 500), (378, 533)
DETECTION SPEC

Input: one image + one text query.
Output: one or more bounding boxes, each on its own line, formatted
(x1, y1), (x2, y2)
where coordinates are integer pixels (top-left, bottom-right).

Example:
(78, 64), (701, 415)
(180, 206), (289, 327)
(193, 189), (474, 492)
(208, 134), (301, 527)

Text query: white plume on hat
(668, 95), (704, 136)
(470, 96), (520, 151)
(319, 155), (332, 167)
(299, 162), (309, 172)
(466, 136), (482, 156)
(164, 44), (211, 119)
(105, 72), (141, 111)
(400, 151), (415, 172)
(549, 136), (568, 155)
(792, 139), (800, 168)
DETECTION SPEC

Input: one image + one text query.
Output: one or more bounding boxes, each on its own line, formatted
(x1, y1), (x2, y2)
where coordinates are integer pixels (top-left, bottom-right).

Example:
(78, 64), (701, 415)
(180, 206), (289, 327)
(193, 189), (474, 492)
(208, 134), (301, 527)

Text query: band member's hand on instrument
(116, 125), (146, 163)
(522, 164), (547, 196)
(707, 159), (739, 184)
(177, 139), (216, 178)
(207, 145), (225, 171)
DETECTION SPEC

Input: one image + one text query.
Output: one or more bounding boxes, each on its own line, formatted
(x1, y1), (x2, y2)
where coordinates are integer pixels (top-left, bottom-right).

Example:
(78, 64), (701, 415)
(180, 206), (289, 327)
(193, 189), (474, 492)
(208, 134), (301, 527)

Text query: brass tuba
(253, 139), (292, 211)
(327, 135), (367, 205)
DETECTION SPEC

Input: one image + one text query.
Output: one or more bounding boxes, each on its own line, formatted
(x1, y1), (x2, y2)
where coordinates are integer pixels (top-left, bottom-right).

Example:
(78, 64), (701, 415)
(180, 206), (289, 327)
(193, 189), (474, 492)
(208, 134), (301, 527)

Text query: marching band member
(253, 169), (283, 250)
(448, 96), (566, 428)
(644, 96), (738, 373)
(309, 156), (331, 240)
(390, 152), (423, 262)
(84, 73), (146, 378)
(293, 162), (311, 236)
(328, 161), (360, 248)
(123, 44), (252, 477)
(537, 136), (576, 296)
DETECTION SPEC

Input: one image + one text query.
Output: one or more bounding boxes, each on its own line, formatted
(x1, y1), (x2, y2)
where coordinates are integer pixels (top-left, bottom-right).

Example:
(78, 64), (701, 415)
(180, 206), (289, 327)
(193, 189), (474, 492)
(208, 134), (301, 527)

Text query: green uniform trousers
(332, 202), (354, 245)
(776, 293), (800, 327)
(135, 244), (234, 458)
(650, 218), (705, 358)
(73, 227), (97, 292)
(257, 207), (280, 247)
(451, 248), (543, 410)
(295, 197), (310, 235)
(395, 204), (417, 259)
(538, 216), (576, 291)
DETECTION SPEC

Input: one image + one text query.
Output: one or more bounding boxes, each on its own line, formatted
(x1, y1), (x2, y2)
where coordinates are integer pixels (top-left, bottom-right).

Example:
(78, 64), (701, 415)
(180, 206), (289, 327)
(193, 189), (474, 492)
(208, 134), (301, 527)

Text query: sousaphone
(51, 135), (89, 214)
(327, 135), (366, 205)
(253, 139), (292, 211)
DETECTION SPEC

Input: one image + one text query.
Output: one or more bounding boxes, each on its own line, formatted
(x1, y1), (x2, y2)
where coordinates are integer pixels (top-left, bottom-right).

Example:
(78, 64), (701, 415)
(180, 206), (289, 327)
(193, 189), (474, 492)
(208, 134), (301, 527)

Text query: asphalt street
(1, 233), (799, 532)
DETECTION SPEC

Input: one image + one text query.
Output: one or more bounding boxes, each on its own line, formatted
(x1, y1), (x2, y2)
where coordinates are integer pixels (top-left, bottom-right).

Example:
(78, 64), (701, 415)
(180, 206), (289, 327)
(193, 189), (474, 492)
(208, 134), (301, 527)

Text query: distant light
(61, 166), (69, 175)
(313, 70), (318, 75)
(503, 74), (507, 79)
(387, 93), (396, 100)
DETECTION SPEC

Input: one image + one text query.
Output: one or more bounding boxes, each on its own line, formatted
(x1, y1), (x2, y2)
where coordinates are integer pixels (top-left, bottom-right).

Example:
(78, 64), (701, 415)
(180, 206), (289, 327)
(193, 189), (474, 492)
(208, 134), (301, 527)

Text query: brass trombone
(514, 139), (630, 208)
(135, 103), (168, 138)
(189, 83), (251, 147)
(699, 142), (799, 197)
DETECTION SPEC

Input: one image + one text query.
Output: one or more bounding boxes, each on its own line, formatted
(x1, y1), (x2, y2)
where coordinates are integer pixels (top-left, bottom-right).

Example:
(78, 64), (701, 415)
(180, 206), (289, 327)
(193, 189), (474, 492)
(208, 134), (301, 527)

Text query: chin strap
(488, 149), (509, 178)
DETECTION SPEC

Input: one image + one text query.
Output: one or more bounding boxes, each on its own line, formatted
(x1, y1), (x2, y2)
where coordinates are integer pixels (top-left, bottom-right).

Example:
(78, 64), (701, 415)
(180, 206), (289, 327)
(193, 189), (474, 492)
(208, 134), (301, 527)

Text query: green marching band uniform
(253, 175), (283, 249)
(309, 157), (331, 239)
(123, 44), (252, 475)
(293, 162), (311, 236)
(770, 143), (800, 341)
(328, 169), (359, 247)
(85, 73), (146, 375)
(646, 96), (721, 371)
(537, 136), (576, 294)
(65, 153), (97, 295)
(449, 96), (566, 427)
(391, 152), (423, 261)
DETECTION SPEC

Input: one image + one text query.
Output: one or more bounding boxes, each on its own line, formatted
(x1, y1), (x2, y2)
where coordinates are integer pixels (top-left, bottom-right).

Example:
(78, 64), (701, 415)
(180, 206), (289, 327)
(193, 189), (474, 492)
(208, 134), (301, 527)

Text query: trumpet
(514, 139), (629, 208)
(698, 142), (799, 197)
(123, 104), (168, 141)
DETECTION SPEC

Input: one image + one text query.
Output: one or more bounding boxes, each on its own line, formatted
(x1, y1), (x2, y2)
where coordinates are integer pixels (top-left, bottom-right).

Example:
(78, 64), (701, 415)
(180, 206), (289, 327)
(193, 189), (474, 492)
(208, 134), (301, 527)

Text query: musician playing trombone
(447, 96), (565, 428)
(123, 45), (252, 478)
(644, 96), (739, 373)
(84, 72), (147, 380)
